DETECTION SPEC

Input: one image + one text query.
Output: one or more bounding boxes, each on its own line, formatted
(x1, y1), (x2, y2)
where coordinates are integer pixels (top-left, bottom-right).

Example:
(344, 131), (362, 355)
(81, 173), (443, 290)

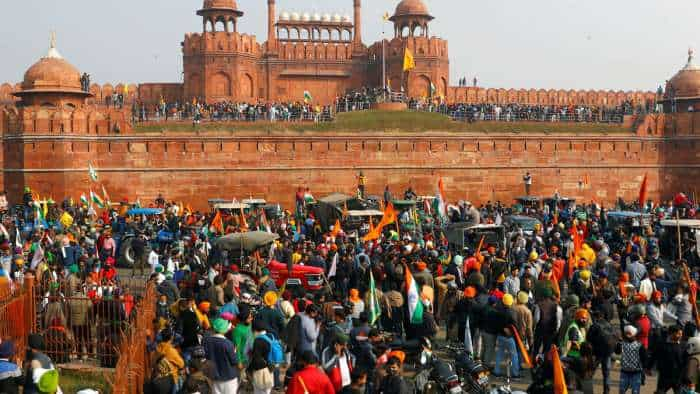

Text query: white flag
(30, 244), (43, 270)
(15, 227), (22, 249)
(328, 252), (338, 278)
(464, 316), (474, 355)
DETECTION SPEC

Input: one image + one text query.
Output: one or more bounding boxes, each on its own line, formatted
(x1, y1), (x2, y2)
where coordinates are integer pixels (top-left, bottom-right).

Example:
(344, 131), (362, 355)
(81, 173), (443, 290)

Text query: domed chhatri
(197, 0), (243, 31)
(660, 49), (700, 112)
(201, 0), (239, 11)
(668, 49), (700, 98)
(389, 0), (433, 38)
(392, 0), (432, 18)
(14, 32), (91, 104)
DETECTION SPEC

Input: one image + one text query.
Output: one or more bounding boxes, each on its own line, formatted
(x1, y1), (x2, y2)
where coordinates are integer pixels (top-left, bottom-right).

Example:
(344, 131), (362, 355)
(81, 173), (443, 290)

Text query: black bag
(283, 314), (302, 352)
(591, 320), (618, 356)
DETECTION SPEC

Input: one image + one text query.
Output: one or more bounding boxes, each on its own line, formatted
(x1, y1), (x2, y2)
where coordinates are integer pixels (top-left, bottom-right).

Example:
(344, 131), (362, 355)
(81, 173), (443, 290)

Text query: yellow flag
(382, 12), (390, 21)
(60, 211), (74, 228)
(403, 48), (415, 72)
(123, 84), (129, 95)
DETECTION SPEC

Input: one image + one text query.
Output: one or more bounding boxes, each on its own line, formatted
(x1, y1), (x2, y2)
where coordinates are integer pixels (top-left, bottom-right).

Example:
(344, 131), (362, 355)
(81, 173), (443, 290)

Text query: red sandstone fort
(0, 0), (699, 209)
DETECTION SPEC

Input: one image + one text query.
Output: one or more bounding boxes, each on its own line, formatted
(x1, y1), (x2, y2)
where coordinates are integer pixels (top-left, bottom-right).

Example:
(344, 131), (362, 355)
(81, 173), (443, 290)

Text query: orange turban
(574, 308), (589, 321)
(463, 286), (477, 299)
(416, 262), (427, 271)
(388, 350), (406, 364)
(349, 288), (360, 302)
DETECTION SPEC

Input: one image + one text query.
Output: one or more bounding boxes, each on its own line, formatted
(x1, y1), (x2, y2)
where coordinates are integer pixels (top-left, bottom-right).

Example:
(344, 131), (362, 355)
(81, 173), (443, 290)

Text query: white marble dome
(322, 13), (331, 22)
(290, 12), (300, 21)
(342, 14), (351, 22)
(332, 13), (342, 22)
(302, 12), (311, 21)
(279, 11), (290, 20)
(312, 12), (321, 21)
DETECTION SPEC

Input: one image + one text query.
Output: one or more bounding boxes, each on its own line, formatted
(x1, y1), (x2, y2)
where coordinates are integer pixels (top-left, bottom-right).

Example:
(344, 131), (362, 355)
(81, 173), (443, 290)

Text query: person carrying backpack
(252, 319), (284, 391)
(587, 309), (619, 394)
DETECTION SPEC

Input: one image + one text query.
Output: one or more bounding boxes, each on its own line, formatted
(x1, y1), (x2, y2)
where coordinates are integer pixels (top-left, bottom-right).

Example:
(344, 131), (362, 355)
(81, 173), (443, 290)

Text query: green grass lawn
(134, 110), (630, 135)
(58, 366), (113, 393)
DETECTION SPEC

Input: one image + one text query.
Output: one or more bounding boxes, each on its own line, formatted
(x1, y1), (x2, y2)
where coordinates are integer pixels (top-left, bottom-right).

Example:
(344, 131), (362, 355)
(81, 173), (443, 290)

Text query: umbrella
(214, 231), (280, 252)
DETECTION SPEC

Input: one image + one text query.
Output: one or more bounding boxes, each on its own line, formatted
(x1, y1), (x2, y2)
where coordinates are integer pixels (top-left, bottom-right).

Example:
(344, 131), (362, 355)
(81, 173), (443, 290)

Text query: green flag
(369, 270), (381, 325)
(88, 162), (98, 182)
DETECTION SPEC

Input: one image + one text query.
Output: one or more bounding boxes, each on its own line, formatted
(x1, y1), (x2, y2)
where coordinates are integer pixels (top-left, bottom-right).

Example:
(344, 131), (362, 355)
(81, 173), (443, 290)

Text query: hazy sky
(1, 0), (698, 91)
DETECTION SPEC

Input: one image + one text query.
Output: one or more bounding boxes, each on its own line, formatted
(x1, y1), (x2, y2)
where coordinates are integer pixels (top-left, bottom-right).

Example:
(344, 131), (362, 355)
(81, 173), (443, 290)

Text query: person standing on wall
(523, 172), (533, 196)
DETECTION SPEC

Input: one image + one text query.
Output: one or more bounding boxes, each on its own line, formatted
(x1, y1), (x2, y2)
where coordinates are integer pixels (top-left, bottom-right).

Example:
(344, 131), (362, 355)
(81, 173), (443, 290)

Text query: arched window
(289, 28), (299, 40)
(341, 29), (351, 41)
(401, 25), (410, 37)
(278, 28), (289, 40)
(215, 19), (226, 32)
(300, 28), (310, 40)
(331, 29), (340, 41)
(321, 29), (330, 41)
(413, 25), (423, 37)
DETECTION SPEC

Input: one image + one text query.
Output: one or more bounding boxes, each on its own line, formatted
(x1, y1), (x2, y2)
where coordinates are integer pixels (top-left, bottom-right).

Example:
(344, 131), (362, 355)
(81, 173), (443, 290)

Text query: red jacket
(286, 366), (335, 394)
(636, 315), (651, 349)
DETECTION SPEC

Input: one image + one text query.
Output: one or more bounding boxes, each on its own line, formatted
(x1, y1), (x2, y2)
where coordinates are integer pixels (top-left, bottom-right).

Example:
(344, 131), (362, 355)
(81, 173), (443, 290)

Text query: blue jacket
(203, 334), (239, 381)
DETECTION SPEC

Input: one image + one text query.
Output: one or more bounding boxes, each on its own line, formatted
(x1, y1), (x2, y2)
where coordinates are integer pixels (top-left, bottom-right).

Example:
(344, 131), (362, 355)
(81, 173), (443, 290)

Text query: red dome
(667, 51), (700, 99)
(393, 0), (430, 17)
(21, 56), (82, 94)
(202, 0), (238, 10)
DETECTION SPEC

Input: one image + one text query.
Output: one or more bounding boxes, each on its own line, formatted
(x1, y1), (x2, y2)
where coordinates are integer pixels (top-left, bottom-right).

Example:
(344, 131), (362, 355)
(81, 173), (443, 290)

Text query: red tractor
(266, 260), (325, 291)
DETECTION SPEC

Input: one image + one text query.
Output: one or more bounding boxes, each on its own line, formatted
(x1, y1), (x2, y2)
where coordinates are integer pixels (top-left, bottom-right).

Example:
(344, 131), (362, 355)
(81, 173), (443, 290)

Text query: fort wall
(3, 116), (697, 210)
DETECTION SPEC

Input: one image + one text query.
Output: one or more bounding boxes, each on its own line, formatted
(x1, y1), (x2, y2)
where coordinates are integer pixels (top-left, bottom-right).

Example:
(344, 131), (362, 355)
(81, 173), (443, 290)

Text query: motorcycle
(443, 344), (527, 394)
(415, 339), (463, 394)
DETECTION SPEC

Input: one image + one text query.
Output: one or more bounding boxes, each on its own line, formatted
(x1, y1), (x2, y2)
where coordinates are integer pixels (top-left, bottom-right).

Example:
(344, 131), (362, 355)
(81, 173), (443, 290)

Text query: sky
(1, 0), (699, 91)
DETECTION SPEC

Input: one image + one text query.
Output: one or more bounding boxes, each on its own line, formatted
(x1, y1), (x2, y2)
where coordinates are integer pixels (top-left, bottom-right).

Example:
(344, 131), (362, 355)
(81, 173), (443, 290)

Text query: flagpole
(382, 20), (386, 102)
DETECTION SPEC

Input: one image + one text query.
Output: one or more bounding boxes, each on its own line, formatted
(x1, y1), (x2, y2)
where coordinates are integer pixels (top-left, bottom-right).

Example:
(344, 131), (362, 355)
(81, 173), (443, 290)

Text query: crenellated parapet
(183, 32), (261, 57)
(446, 86), (656, 107)
(3, 104), (131, 136)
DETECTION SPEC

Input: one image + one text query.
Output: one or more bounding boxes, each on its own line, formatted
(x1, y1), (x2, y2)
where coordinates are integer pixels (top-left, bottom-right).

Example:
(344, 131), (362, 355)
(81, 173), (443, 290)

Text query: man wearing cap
(203, 318), (240, 393)
(616, 325), (646, 394)
(493, 294), (520, 379)
(513, 292), (533, 351)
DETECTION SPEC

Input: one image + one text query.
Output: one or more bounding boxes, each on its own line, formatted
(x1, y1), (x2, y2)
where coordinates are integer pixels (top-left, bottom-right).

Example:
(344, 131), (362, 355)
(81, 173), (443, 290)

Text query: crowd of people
(408, 101), (643, 124)
(1, 184), (700, 394)
(131, 101), (334, 124)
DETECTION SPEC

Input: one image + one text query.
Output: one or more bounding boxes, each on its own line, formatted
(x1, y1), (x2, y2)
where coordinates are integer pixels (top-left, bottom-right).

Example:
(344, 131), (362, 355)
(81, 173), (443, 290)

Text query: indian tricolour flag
(80, 194), (89, 207)
(369, 270), (381, 325)
(303, 91), (313, 104)
(404, 264), (424, 324)
(90, 190), (105, 208)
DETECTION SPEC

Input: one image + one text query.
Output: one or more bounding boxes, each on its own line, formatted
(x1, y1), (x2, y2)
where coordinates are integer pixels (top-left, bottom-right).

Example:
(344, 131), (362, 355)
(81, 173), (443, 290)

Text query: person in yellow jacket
(196, 302), (212, 330)
(152, 328), (185, 391)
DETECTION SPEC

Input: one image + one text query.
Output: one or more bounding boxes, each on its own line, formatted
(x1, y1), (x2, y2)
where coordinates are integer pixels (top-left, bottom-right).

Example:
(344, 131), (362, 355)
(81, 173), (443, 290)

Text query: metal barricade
(0, 275), (36, 363)
(110, 283), (157, 394)
(34, 279), (134, 367)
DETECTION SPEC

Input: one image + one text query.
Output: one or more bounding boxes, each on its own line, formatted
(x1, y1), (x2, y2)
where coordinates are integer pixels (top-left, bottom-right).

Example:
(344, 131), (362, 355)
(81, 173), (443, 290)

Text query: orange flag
(331, 219), (342, 238)
(550, 345), (568, 394)
(638, 173), (648, 209)
(363, 202), (397, 241)
(211, 210), (223, 233)
(568, 225), (582, 279)
(511, 325), (532, 368)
